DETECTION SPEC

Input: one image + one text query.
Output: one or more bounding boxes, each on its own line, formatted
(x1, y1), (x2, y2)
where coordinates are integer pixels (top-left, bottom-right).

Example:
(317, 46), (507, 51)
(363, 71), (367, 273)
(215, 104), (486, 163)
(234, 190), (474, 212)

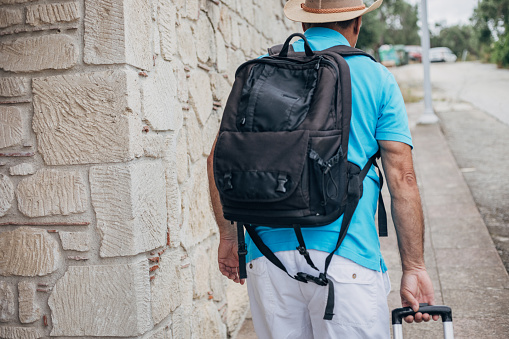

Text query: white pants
(246, 250), (391, 339)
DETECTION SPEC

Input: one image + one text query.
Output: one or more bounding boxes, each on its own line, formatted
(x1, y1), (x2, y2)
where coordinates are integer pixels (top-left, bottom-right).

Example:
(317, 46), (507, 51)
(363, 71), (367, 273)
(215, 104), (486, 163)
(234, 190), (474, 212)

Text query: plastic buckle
(295, 272), (328, 286)
(237, 244), (247, 256)
(296, 246), (308, 256)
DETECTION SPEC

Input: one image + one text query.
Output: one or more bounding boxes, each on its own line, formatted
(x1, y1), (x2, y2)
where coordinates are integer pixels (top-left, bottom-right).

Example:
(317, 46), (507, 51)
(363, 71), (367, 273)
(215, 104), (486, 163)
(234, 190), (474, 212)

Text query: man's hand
(218, 236), (245, 285)
(400, 268), (439, 323)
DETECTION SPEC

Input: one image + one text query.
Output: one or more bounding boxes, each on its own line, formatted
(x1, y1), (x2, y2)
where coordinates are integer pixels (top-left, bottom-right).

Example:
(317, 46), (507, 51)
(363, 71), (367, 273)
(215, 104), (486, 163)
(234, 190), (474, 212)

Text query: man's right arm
(378, 139), (438, 323)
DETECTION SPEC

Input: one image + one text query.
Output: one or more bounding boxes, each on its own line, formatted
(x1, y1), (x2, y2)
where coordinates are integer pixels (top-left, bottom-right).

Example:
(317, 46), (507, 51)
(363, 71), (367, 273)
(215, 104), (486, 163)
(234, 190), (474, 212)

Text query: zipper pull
(315, 56), (322, 70)
(240, 117), (246, 126)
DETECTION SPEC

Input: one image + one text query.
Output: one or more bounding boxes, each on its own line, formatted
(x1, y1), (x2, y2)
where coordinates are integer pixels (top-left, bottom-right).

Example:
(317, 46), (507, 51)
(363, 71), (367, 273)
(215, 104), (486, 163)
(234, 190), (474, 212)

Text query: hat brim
(284, 0), (383, 23)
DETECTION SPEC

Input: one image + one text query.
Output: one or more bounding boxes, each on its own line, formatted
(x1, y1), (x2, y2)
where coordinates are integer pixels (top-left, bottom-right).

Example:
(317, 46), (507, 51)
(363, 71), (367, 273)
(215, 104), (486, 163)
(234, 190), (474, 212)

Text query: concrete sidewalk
(236, 102), (509, 338)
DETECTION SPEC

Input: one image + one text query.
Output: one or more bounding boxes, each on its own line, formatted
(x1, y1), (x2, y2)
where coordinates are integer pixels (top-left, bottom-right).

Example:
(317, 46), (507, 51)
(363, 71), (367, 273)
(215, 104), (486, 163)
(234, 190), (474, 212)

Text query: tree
(357, 0), (420, 53)
(472, 0), (509, 67)
(430, 24), (479, 58)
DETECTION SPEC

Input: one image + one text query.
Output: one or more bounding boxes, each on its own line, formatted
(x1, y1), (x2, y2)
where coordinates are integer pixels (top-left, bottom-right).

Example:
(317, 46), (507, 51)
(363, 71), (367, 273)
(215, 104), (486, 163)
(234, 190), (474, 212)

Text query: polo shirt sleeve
(375, 72), (413, 148)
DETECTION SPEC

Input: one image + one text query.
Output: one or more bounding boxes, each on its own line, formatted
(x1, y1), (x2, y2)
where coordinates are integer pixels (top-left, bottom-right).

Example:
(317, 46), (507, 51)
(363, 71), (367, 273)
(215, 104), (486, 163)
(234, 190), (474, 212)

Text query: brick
(188, 70), (213, 126)
(158, 0), (177, 61)
(0, 174), (14, 217)
(90, 161), (167, 257)
(16, 169), (87, 217)
(0, 327), (42, 339)
(0, 8), (23, 29)
(32, 71), (143, 165)
(0, 34), (78, 73)
(177, 20), (197, 68)
(48, 261), (152, 336)
(84, 0), (152, 70)
(142, 59), (182, 131)
(59, 232), (89, 252)
(0, 227), (61, 277)
(26, 2), (80, 26)
(0, 77), (29, 97)
(9, 163), (35, 176)
(0, 281), (15, 322)
(195, 14), (216, 64)
(0, 106), (22, 149)
(18, 281), (41, 324)
(151, 248), (183, 325)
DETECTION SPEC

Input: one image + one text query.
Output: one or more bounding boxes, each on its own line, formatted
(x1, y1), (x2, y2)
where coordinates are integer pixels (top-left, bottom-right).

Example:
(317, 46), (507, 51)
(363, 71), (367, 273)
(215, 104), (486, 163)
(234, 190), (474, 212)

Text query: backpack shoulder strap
(321, 45), (377, 62)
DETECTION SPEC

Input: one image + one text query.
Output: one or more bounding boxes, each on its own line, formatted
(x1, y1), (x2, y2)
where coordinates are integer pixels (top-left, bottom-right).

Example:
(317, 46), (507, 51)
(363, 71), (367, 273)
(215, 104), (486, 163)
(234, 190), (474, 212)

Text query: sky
(407, 0), (479, 27)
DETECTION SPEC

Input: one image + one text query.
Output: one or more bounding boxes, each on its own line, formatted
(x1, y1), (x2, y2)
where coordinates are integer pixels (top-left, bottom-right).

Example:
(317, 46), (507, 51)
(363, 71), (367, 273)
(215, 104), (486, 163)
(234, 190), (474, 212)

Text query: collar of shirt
(292, 27), (351, 52)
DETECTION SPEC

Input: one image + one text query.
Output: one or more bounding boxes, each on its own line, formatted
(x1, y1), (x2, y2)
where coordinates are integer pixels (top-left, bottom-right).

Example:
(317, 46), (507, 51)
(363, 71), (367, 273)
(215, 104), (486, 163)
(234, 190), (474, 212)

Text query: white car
(429, 47), (457, 63)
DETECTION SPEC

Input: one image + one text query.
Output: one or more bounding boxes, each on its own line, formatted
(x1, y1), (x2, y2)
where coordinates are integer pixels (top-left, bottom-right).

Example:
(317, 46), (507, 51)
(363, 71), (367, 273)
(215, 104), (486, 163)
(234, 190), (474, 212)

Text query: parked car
(405, 45), (422, 63)
(429, 47), (457, 63)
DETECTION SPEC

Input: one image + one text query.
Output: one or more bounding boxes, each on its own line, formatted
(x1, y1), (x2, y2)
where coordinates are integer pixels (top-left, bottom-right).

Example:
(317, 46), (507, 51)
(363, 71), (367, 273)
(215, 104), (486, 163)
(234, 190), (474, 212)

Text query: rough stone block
(226, 280), (249, 334)
(186, 0), (199, 20)
(0, 227), (61, 277)
(145, 325), (172, 339)
(158, 0), (176, 61)
(192, 300), (227, 339)
(9, 163), (35, 176)
(188, 70), (213, 126)
(0, 0), (37, 3)
(26, 2), (80, 26)
(144, 134), (166, 158)
(195, 14), (216, 64)
(176, 129), (189, 184)
(185, 109), (203, 163)
(191, 243), (211, 299)
(163, 135), (182, 248)
(202, 112), (220, 157)
(58, 232), (89, 252)
(0, 8), (23, 28)
(0, 281), (15, 322)
(218, 6), (231, 45)
(142, 59), (181, 131)
(0, 77), (29, 97)
(173, 59), (189, 102)
(216, 31), (228, 73)
(90, 161), (167, 257)
(151, 248), (183, 325)
(84, 0), (152, 70)
(16, 169), (88, 217)
(181, 160), (216, 248)
(0, 106), (23, 149)
(0, 327), (42, 339)
(48, 261), (152, 336)
(0, 34), (78, 73)
(18, 281), (41, 323)
(0, 174), (14, 217)
(177, 20), (197, 68)
(32, 70), (143, 165)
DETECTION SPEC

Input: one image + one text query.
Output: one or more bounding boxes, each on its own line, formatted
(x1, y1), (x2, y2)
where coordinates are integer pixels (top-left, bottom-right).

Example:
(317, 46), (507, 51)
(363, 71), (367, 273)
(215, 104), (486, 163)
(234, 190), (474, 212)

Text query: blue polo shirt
(245, 27), (412, 272)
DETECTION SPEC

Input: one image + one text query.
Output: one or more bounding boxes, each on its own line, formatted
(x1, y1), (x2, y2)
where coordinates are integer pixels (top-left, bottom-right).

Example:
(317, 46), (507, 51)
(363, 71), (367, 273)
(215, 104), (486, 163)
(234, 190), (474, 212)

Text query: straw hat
(284, 0), (383, 23)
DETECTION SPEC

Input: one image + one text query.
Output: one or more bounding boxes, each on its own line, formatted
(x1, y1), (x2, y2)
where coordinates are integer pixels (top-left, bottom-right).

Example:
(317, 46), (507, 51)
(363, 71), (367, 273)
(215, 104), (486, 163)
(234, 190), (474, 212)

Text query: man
(207, 0), (438, 337)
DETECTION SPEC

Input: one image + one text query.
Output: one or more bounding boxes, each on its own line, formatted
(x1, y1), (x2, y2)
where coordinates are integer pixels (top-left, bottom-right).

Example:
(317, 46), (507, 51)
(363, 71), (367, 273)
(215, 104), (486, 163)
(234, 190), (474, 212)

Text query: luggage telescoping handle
(392, 304), (454, 339)
(279, 33), (315, 57)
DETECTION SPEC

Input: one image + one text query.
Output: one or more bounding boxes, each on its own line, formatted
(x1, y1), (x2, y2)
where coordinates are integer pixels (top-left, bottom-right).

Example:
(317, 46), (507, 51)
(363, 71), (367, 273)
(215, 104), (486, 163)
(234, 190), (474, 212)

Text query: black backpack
(213, 33), (387, 320)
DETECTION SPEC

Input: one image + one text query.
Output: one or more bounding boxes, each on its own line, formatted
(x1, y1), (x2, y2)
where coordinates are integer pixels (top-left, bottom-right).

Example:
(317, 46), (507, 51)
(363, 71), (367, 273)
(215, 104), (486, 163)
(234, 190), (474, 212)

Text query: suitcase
(391, 304), (454, 339)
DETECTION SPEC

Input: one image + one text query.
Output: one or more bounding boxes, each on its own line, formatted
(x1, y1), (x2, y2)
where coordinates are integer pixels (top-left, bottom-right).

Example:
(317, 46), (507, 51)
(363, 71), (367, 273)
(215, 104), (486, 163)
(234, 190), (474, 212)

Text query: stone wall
(0, 0), (298, 337)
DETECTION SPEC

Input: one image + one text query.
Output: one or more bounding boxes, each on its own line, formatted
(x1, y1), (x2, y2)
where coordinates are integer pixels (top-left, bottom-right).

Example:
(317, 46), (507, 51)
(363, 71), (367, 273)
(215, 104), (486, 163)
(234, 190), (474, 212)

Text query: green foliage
(472, 0), (509, 67)
(357, 0), (420, 52)
(430, 24), (479, 58)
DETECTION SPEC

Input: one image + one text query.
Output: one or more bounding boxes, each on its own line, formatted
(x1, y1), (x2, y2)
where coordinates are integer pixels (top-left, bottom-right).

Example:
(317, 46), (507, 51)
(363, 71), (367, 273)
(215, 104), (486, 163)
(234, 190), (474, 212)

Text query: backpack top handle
(279, 33), (315, 57)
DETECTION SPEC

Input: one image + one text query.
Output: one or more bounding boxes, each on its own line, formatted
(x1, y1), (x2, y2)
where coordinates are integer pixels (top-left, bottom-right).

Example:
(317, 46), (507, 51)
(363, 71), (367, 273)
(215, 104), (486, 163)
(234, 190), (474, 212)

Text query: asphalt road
(391, 62), (509, 273)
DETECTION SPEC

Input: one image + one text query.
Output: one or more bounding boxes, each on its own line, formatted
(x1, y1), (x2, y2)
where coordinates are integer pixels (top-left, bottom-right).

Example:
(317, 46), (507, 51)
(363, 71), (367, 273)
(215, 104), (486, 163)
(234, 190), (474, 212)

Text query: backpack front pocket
(214, 130), (310, 211)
